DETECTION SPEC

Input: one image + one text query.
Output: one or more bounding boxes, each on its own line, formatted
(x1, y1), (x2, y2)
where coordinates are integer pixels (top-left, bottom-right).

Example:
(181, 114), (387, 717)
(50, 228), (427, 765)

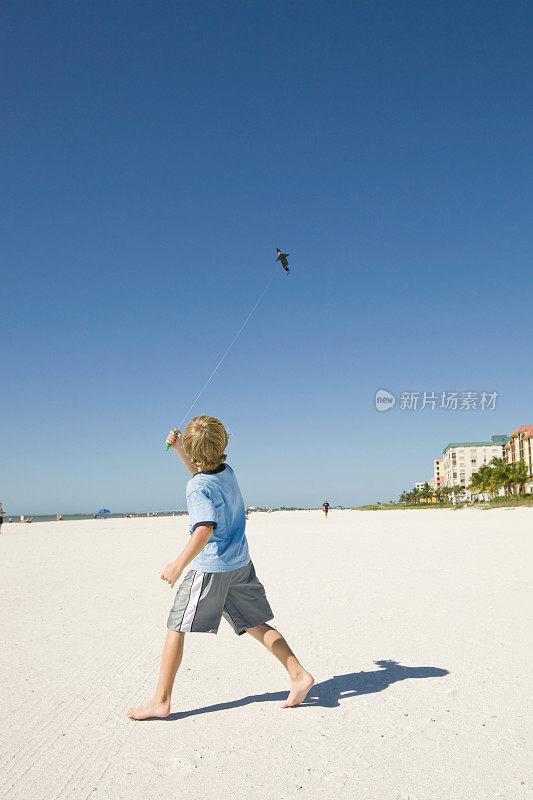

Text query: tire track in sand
(49, 659), (159, 800)
(0, 636), (148, 799)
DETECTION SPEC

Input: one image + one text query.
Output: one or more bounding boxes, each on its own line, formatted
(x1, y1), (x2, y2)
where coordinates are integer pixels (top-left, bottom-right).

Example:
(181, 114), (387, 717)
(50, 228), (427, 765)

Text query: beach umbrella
(98, 508), (110, 517)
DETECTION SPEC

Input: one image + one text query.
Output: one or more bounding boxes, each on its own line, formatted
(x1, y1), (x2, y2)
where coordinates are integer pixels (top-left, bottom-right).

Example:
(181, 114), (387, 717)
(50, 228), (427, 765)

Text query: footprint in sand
(128, 753), (198, 777)
(158, 756), (198, 777)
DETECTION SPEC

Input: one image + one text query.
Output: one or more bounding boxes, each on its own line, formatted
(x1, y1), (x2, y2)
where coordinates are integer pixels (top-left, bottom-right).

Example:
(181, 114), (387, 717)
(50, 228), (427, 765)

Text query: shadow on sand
(160, 659), (449, 721)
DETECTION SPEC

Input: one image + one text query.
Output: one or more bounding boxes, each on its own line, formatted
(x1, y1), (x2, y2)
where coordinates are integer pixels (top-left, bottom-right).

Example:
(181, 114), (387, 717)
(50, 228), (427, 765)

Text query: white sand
(0, 509), (531, 800)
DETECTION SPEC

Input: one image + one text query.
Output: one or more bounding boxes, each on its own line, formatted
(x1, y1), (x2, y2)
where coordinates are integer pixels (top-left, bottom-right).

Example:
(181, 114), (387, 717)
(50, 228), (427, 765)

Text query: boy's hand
(161, 560), (183, 588)
(166, 428), (183, 451)
(165, 426), (197, 475)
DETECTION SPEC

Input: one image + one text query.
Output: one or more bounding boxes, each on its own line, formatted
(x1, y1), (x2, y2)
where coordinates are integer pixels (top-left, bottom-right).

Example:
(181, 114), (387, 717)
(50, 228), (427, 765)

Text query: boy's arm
(161, 525), (213, 587)
(166, 428), (196, 475)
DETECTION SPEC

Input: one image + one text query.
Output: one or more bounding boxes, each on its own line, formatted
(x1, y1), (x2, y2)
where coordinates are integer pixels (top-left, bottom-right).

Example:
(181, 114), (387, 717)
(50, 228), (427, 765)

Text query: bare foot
(126, 698), (170, 720)
(281, 671), (314, 708)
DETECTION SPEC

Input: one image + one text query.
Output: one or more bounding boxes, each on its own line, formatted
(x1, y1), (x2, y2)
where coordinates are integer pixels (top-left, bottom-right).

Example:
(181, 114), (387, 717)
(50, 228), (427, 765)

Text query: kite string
(178, 273), (276, 428)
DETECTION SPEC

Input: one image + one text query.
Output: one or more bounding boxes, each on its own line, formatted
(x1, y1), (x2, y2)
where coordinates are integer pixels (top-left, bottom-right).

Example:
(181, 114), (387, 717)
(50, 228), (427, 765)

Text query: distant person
(0, 500), (4, 533)
(322, 500), (330, 518)
(20, 514), (24, 523)
(56, 514), (63, 521)
(127, 415), (313, 720)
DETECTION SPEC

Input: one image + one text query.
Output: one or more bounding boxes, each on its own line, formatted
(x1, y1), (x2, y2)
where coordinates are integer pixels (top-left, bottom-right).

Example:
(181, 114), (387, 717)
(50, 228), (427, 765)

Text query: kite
(276, 249), (290, 273)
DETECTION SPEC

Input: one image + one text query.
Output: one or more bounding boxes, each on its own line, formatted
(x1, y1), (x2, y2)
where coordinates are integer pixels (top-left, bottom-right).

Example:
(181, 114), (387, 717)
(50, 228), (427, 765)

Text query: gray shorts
(167, 560), (273, 635)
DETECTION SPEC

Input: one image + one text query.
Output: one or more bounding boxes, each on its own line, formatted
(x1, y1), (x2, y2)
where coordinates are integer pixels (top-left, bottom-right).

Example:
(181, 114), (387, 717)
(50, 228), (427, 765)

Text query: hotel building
(442, 434), (509, 489)
(504, 425), (533, 494)
(433, 458), (445, 489)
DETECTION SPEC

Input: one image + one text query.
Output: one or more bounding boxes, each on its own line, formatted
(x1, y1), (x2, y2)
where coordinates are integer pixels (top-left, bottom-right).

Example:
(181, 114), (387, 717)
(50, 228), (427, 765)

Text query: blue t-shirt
(186, 463), (250, 573)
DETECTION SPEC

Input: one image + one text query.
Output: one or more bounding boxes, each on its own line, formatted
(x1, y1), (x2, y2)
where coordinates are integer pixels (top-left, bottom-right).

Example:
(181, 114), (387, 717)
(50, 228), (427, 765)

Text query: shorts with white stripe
(166, 561), (273, 635)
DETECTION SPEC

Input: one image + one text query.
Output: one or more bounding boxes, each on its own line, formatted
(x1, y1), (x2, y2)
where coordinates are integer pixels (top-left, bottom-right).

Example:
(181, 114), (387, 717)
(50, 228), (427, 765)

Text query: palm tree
(440, 486), (452, 503)
(420, 482), (434, 504)
(490, 457), (510, 495)
(479, 464), (495, 499)
(451, 485), (464, 504)
(469, 471), (483, 499)
(512, 460), (529, 495)
(469, 465), (494, 501)
(411, 487), (421, 505)
(488, 471), (501, 496)
(504, 465), (519, 496)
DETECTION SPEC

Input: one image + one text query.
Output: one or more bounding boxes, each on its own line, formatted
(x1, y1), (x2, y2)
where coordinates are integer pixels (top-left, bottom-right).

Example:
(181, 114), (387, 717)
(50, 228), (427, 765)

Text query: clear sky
(2, 1), (532, 514)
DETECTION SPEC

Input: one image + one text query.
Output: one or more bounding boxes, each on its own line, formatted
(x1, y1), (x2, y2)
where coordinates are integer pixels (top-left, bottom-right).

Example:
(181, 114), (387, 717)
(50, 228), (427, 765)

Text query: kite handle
(165, 429), (179, 451)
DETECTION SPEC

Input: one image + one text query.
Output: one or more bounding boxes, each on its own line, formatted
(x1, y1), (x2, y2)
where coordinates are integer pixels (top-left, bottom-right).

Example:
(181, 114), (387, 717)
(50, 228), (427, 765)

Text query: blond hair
(182, 415), (229, 471)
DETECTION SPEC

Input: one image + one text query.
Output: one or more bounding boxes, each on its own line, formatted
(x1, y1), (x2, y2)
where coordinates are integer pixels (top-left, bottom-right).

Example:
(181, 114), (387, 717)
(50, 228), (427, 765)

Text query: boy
(127, 415), (313, 719)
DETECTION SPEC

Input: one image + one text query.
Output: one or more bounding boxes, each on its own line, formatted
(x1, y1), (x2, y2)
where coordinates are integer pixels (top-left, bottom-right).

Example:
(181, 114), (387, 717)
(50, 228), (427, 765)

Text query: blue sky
(1, 1), (532, 513)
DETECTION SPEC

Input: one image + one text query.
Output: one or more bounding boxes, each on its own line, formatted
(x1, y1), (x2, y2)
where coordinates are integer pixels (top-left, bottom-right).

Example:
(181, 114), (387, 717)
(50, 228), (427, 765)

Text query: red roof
(510, 425), (533, 438)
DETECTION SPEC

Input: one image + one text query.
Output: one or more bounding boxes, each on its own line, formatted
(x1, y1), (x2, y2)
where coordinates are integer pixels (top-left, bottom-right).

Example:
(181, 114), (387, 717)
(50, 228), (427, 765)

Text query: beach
(0, 509), (531, 800)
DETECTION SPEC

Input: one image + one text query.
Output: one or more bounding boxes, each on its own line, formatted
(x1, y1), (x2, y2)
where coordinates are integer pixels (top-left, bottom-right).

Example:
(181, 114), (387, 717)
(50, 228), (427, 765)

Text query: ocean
(3, 511), (188, 523)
